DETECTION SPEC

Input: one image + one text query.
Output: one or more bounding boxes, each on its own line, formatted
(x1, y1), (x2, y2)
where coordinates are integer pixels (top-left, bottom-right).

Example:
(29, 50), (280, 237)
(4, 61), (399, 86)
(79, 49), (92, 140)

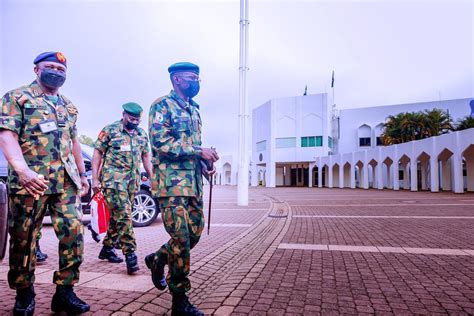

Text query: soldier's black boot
(98, 245), (123, 263)
(51, 285), (90, 315)
(126, 252), (140, 274)
(36, 241), (48, 263)
(145, 253), (167, 290)
(171, 293), (204, 316)
(13, 285), (35, 316)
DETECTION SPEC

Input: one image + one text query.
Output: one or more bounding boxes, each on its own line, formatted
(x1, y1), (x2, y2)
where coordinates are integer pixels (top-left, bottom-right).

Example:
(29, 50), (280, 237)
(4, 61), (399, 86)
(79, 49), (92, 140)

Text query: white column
(318, 166), (323, 188)
(376, 164), (383, 190)
(350, 164), (356, 188)
(362, 164), (369, 189)
(451, 153), (464, 193)
(392, 163), (399, 190)
(410, 160), (418, 192)
(430, 159), (439, 192)
(267, 162), (276, 188)
(308, 165), (313, 188)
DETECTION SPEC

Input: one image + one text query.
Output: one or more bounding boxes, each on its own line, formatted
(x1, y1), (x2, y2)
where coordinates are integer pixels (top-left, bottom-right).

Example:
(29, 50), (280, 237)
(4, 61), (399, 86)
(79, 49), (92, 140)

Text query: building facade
(251, 94), (474, 193)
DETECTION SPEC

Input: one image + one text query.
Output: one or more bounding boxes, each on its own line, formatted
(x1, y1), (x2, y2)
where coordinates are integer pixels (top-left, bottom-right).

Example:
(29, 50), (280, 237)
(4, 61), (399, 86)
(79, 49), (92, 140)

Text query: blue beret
(34, 52), (67, 67)
(168, 62), (199, 75)
(122, 102), (143, 118)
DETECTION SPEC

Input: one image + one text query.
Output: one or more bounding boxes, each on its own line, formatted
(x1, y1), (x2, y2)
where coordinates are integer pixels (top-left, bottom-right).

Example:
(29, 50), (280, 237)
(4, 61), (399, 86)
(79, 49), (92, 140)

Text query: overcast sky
(0, 0), (472, 153)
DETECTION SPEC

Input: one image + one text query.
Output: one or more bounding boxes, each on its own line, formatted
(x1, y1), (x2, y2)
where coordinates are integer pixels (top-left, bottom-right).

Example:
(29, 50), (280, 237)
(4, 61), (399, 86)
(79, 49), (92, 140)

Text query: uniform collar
(169, 90), (200, 110)
(29, 80), (65, 106)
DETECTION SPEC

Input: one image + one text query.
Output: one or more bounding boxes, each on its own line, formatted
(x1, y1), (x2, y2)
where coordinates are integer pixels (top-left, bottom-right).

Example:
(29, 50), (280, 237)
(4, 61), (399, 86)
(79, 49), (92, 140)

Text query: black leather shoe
(145, 253), (167, 290)
(126, 252), (140, 275)
(36, 242), (48, 263)
(171, 293), (203, 316)
(51, 285), (90, 315)
(98, 245), (123, 263)
(13, 286), (35, 316)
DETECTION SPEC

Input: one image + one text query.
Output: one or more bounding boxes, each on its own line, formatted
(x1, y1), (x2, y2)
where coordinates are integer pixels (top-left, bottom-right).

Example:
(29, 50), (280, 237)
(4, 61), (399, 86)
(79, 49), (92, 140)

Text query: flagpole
(237, 0), (250, 206)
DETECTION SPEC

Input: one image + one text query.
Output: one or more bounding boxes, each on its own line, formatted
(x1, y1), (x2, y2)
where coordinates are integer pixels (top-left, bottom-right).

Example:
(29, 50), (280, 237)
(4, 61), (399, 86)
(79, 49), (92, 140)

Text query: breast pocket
(172, 117), (191, 136)
(23, 103), (50, 135)
(165, 169), (194, 187)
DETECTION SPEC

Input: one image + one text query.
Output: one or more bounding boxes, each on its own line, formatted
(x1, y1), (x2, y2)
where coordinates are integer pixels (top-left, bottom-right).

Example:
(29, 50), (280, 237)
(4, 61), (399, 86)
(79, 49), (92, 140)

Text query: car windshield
(81, 144), (94, 160)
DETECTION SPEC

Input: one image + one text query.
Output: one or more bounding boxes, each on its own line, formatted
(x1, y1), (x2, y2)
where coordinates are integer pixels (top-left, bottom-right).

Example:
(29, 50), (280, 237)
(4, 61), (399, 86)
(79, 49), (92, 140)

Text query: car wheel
(132, 189), (158, 227)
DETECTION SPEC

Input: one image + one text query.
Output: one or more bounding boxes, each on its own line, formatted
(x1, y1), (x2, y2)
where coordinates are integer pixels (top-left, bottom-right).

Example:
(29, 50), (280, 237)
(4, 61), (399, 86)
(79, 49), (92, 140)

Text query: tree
(455, 115), (474, 131)
(381, 108), (453, 145)
(78, 135), (94, 146)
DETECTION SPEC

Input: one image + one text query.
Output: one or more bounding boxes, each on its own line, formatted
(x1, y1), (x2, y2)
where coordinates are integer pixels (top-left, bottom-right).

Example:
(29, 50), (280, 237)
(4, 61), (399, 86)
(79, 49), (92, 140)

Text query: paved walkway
(1, 187), (473, 315)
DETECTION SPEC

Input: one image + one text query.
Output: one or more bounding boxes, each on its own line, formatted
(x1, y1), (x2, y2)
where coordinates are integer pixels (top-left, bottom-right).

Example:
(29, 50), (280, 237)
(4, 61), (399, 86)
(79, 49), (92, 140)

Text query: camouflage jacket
(148, 90), (203, 197)
(0, 81), (82, 195)
(94, 120), (149, 193)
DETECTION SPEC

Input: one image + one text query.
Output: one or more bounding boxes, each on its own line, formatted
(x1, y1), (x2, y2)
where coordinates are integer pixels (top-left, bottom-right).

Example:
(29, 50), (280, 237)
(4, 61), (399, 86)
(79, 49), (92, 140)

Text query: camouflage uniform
(94, 120), (149, 255)
(149, 90), (204, 294)
(0, 81), (84, 289)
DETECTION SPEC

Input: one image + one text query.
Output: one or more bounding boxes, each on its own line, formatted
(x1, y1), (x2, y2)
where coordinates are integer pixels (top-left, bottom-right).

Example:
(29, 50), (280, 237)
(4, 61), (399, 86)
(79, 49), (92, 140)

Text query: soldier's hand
(201, 148), (219, 163)
(91, 178), (101, 195)
(80, 176), (90, 197)
(18, 169), (48, 196)
(203, 166), (217, 177)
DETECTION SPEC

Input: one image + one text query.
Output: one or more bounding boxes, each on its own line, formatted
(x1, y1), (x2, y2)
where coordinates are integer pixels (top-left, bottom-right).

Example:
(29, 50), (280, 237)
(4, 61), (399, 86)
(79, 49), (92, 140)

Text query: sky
(0, 0), (473, 154)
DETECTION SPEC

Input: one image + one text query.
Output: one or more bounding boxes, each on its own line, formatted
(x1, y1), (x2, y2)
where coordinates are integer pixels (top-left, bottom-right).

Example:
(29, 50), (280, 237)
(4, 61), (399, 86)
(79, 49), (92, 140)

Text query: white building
(251, 94), (331, 187)
(251, 94), (474, 193)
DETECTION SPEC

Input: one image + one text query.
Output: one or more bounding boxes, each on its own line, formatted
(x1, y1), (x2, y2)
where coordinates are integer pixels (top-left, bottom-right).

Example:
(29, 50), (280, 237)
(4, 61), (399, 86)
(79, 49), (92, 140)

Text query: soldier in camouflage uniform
(92, 102), (153, 274)
(0, 52), (90, 315)
(146, 62), (219, 316)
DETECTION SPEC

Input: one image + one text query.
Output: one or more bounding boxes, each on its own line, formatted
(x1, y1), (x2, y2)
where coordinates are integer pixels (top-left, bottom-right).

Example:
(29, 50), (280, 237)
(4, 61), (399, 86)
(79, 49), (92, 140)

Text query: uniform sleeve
(94, 127), (110, 153)
(142, 132), (151, 155)
(148, 100), (202, 160)
(0, 92), (22, 134)
(65, 103), (79, 139)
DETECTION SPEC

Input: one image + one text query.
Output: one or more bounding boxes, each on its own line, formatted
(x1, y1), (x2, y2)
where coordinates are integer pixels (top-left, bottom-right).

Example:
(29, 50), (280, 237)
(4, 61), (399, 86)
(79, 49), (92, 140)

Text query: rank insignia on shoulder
(66, 104), (78, 115)
(154, 112), (164, 124)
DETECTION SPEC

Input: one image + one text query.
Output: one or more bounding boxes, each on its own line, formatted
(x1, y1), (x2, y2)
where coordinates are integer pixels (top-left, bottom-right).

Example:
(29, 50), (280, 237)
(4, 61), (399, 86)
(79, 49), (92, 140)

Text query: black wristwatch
(79, 172), (87, 178)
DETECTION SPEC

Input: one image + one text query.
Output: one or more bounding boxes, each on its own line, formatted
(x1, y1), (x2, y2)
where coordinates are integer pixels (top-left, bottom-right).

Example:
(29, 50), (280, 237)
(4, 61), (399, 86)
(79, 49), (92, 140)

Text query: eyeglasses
(177, 75), (201, 82)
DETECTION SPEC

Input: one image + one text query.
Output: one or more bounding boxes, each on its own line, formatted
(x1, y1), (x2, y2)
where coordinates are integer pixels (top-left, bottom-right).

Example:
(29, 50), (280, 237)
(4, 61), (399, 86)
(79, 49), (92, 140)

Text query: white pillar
(267, 162), (276, 188)
(350, 164), (356, 188)
(361, 165), (369, 189)
(376, 164), (383, 190)
(318, 166), (323, 188)
(451, 153), (464, 193)
(308, 165), (313, 188)
(392, 163), (399, 190)
(430, 159), (439, 192)
(410, 160), (418, 192)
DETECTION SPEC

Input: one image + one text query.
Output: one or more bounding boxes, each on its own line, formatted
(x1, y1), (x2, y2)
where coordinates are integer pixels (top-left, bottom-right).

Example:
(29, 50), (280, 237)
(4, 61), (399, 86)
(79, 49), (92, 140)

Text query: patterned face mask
(40, 68), (66, 89)
(181, 80), (200, 99)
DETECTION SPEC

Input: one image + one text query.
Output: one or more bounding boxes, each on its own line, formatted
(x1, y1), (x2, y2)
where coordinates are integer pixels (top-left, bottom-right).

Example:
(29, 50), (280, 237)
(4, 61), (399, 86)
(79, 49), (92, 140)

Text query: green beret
(122, 102), (143, 118)
(168, 62), (199, 75)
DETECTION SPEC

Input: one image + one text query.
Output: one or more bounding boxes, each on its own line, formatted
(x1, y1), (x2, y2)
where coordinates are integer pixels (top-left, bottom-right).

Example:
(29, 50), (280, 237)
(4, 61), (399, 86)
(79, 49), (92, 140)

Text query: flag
(331, 70), (335, 88)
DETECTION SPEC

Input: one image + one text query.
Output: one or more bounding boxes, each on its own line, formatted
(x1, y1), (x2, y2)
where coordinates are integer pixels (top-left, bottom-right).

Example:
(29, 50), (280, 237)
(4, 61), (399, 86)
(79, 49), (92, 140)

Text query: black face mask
(125, 121), (139, 130)
(40, 68), (66, 89)
(181, 80), (200, 99)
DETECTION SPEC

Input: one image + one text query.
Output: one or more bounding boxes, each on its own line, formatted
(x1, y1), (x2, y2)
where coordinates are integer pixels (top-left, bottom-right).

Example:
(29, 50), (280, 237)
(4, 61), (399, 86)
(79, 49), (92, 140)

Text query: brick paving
(0, 186), (473, 315)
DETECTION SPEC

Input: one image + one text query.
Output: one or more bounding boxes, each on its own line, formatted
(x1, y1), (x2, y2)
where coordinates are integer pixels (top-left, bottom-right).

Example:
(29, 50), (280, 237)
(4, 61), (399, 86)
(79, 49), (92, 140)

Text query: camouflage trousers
(102, 188), (137, 255)
(8, 177), (83, 289)
(154, 196), (204, 294)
